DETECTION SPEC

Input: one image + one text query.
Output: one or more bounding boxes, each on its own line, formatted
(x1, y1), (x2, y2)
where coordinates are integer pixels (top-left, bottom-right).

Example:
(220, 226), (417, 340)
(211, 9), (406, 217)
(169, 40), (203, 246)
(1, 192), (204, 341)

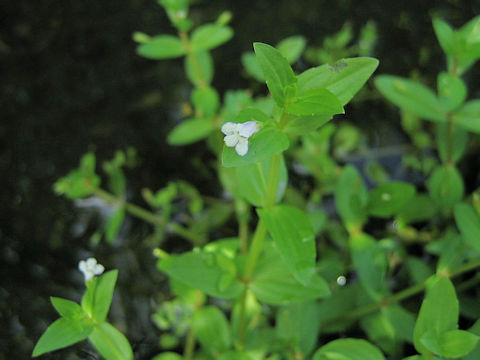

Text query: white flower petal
(221, 122), (238, 135)
(78, 260), (87, 272)
(224, 134), (239, 147)
(237, 121), (259, 138)
(235, 138), (249, 156)
(93, 264), (105, 276)
(79, 257), (104, 281)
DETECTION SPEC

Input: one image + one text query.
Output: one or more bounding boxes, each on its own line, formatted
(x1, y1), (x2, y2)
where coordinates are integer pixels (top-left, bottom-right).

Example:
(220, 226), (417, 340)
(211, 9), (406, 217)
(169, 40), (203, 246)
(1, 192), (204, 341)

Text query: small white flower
(221, 121), (259, 156)
(78, 257), (105, 281)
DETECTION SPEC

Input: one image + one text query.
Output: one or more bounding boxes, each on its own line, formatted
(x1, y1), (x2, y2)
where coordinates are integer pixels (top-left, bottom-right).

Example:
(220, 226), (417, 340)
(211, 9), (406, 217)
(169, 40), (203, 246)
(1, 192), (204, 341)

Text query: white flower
(78, 257), (105, 281)
(221, 121), (259, 156)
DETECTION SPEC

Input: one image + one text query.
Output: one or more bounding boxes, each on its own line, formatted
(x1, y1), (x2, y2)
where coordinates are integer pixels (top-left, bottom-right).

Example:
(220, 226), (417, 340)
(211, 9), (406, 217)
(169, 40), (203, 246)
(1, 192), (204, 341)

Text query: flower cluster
(221, 121), (259, 156)
(78, 257), (104, 281)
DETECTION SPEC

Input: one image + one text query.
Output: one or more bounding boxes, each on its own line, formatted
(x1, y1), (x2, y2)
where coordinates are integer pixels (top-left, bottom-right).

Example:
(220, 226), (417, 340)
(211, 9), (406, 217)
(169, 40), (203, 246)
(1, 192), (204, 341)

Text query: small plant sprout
(78, 257), (105, 281)
(221, 121), (259, 156)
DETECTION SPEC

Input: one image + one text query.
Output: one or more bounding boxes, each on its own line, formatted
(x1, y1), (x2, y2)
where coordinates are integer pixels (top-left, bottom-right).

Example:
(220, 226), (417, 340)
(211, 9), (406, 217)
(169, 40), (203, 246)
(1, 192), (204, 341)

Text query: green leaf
(277, 36), (306, 64)
(136, 35), (186, 59)
(157, 249), (243, 299)
(413, 277), (459, 354)
(88, 322), (133, 360)
(193, 306), (231, 352)
(285, 88), (344, 116)
(433, 18), (456, 56)
(276, 301), (321, 357)
(190, 24), (233, 52)
(421, 329), (479, 358)
(297, 57), (379, 105)
(81, 270), (118, 322)
(105, 206), (125, 243)
(367, 181), (416, 218)
(257, 205), (316, 285)
(185, 51), (213, 86)
(222, 126), (289, 167)
(152, 353), (183, 360)
(453, 100), (480, 134)
(396, 194), (438, 225)
(436, 123), (468, 164)
(334, 165), (368, 231)
(192, 86), (220, 118)
(241, 52), (265, 82)
(375, 75), (445, 122)
(437, 72), (467, 111)
(253, 42), (297, 107)
(427, 165), (464, 215)
(313, 338), (386, 360)
(318, 285), (358, 333)
(50, 297), (85, 319)
(454, 203), (480, 253)
(167, 118), (215, 145)
(235, 155), (287, 207)
(282, 114), (333, 135)
(32, 317), (93, 357)
(250, 243), (330, 305)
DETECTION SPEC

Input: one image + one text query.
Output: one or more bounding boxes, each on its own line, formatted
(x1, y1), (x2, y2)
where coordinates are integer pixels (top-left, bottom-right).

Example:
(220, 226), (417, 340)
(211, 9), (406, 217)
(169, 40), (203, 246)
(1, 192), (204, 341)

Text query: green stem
(321, 258), (480, 327)
(183, 327), (196, 360)
(95, 189), (205, 245)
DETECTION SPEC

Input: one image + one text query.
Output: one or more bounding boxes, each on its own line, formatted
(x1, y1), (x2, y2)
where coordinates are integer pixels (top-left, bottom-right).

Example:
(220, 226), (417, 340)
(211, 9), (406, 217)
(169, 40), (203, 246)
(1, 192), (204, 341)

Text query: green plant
(33, 2), (480, 360)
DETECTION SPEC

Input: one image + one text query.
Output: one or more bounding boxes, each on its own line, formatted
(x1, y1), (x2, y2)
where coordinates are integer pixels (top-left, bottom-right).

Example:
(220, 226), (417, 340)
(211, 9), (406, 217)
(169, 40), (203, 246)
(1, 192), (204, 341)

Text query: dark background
(1, 0), (480, 358)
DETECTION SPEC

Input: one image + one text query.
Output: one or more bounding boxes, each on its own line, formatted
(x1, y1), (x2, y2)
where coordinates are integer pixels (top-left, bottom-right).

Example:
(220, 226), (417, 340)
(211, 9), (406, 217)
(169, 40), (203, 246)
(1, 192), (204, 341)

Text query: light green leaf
(427, 165), (464, 215)
(421, 329), (479, 358)
(375, 75), (446, 122)
(191, 24), (233, 52)
(285, 88), (344, 116)
(136, 35), (186, 59)
(257, 205), (316, 285)
(167, 118), (215, 145)
(437, 72), (467, 111)
(157, 249), (243, 299)
(433, 18), (456, 56)
(185, 51), (213, 86)
(152, 353), (183, 360)
(192, 86), (219, 118)
(277, 36), (306, 64)
(367, 181), (416, 218)
(313, 338), (386, 360)
(276, 301), (321, 357)
(413, 277), (459, 354)
(253, 42), (297, 107)
(250, 243), (330, 305)
(241, 52), (265, 82)
(453, 100), (480, 134)
(282, 114), (332, 135)
(81, 270), (118, 322)
(436, 123), (468, 164)
(222, 126), (289, 167)
(105, 206), (125, 243)
(50, 297), (85, 319)
(334, 165), (368, 231)
(454, 203), (480, 253)
(297, 57), (379, 105)
(396, 194), (438, 225)
(193, 307), (231, 352)
(32, 317), (93, 357)
(235, 155), (287, 207)
(89, 322), (133, 360)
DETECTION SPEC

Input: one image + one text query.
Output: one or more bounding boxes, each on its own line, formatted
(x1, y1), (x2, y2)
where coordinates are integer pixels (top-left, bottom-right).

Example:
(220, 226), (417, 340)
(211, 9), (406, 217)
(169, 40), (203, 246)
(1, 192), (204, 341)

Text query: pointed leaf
(167, 118), (215, 145)
(277, 36), (306, 64)
(81, 270), (118, 322)
(453, 100), (480, 134)
(50, 297), (85, 319)
(191, 24), (233, 52)
(89, 322), (133, 360)
(454, 203), (480, 253)
(286, 88), (344, 116)
(137, 35), (186, 59)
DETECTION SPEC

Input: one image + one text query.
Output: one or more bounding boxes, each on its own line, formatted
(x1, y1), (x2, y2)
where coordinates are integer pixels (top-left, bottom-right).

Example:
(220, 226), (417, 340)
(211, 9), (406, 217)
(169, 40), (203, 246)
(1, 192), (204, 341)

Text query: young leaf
(185, 51), (213, 86)
(241, 52), (265, 82)
(375, 76), (445, 122)
(105, 206), (125, 243)
(413, 277), (459, 355)
(253, 42), (297, 107)
(32, 317), (93, 357)
(136, 35), (186, 59)
(167, 118), (215, 145)
(427, 165), (464, 215)
(81, 270), (118, 322)
(313, 338), (386, 360)
(432, 18), (456, 56)
(88, 322), (133, 360)
(276, 36), (306, 64)
(222, 127), (289, 167)
(193, 307), (231, 352)
(192, 86), (220, 118)
(367, 181), (416, 218)
(297, 57), (379, 105)
(190, 24), (233, 52)
(250, 243), (330, 305)
(437, 72), (467, 111)
(454, 203), (480, 253)
(257, 205), (316, 285)
(452, 100), (480, 134)
(285, 88), (344, 116)
(50, 297), (85, 319)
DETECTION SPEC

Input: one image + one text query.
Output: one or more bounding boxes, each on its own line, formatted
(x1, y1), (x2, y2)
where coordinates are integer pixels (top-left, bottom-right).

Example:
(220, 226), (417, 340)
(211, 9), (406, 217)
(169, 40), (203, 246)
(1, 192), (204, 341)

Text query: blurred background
(2, 0), (480, 358)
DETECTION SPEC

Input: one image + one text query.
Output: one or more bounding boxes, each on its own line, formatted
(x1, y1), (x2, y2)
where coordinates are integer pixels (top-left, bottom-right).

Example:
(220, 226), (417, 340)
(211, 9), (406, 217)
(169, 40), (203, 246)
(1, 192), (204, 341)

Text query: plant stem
(321, 258), (480, 327)
(178, 31), (208, 89)
(183, 327), (196, 360)
(94, 189), (205, 245)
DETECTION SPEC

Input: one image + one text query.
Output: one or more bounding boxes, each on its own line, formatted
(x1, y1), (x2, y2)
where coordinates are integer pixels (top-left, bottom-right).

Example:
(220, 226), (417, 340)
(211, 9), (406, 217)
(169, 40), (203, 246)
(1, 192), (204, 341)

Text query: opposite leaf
(89, 322), (133, 360)
(454, 203), (480, 253)
(190, 24), (233, 52)
(136, 35), (186, 59)
(313, 338), (386, 360)
(81, 270), (118, 322)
